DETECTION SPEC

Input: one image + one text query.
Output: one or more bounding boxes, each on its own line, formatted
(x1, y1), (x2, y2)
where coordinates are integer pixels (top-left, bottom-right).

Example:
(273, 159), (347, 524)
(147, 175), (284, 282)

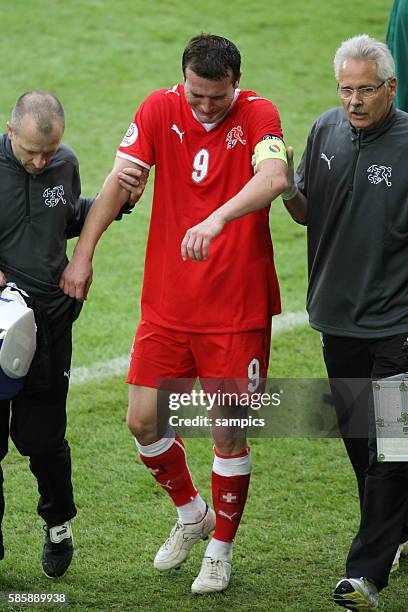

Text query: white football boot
(191, 556), (231, 594)
(154, 505), (216, 571)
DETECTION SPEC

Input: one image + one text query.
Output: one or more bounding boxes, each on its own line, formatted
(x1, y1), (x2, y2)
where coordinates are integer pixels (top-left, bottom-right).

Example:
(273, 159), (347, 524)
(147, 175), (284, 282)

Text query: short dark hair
(11, 91), (65, 136)
(182, 34), (241, 84)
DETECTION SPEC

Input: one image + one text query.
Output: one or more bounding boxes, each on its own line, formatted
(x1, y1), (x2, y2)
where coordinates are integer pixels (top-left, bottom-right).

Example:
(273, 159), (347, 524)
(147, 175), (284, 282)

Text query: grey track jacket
(296, 106), (408, 338)
(0, 133), (93, 317)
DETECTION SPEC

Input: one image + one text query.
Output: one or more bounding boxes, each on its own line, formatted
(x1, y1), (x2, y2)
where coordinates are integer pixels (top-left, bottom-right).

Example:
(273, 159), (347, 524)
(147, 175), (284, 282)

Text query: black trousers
(322, 332), (408, 590)
(0, 305), (77, 534)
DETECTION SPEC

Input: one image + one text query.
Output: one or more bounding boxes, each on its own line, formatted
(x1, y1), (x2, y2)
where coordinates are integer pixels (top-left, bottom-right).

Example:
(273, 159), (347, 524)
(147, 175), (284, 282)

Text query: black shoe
(42, 520), (73, 578)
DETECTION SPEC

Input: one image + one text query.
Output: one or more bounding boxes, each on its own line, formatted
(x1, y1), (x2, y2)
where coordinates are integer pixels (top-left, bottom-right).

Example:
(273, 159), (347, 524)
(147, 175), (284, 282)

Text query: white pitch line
(272, 309), (308, 333)
(70, 310), (308, 385)
(70, 355), (131, 385)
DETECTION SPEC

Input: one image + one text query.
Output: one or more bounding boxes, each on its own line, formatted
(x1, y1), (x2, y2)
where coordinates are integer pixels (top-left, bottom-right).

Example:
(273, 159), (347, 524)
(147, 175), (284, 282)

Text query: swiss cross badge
(226, 125), (247, 149)
(148, 465), (166, 476)
(219, 489), (240, 504)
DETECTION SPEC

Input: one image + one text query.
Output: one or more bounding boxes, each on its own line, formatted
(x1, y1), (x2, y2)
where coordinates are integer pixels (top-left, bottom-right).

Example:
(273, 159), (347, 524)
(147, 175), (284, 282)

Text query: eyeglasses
(337, 80), (388, 100)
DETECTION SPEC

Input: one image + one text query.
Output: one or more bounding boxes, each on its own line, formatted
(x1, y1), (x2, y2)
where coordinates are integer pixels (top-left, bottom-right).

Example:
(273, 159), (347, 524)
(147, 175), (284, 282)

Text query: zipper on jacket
(25, 173), (30, 221)
(348, 130), (362, 193)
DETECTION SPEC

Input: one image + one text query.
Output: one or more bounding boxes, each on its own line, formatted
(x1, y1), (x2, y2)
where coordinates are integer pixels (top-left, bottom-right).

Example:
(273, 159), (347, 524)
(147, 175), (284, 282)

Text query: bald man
(0, 91), (144, 578)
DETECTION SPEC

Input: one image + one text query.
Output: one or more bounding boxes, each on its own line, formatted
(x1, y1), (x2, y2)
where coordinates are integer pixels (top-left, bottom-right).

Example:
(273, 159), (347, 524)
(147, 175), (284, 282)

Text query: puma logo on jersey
(247, 96), (266, 102)
(320, 153), (334, 169)
(165, 85), (180, 96)
(171, 124), (184, 143)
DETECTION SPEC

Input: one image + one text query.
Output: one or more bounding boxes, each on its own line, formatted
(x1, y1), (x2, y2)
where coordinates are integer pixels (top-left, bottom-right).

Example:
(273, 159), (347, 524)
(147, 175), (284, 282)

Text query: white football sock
(205, 537), (233, 562)
(177, 493), (207, 523)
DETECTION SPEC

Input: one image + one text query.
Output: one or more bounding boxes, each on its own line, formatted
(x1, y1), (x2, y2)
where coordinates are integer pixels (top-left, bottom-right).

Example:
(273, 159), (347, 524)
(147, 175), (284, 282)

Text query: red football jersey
(117, 84), (282, 333)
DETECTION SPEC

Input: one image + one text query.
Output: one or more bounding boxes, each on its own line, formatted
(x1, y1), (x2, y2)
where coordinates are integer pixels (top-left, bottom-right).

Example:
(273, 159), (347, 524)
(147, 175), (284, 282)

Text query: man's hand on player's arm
(181, 158), (288, 261)
(59, 157), (147, 301)
(280, 146), (308, 224)
(0, 271), (7, 288)
(117, 166), (149, 208)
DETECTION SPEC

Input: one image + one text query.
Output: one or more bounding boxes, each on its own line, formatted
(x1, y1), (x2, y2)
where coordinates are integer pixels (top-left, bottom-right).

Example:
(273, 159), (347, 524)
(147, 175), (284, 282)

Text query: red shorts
(127, 319), (271, 393)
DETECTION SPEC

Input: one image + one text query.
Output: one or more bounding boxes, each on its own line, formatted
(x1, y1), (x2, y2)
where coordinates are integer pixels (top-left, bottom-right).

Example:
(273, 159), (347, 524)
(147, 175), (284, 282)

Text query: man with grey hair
(281, 34), (408, 610)
(0, 91), (144, 578)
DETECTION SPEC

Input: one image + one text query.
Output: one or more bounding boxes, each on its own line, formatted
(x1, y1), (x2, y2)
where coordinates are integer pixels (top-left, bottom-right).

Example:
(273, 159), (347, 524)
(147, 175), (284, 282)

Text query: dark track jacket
(0, 133), (93, 318)
(296, 106), (408, 338)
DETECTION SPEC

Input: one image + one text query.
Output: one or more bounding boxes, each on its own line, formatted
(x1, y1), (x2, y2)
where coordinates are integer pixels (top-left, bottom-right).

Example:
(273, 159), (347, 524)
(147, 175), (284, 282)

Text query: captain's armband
(252, 137), (287, 173)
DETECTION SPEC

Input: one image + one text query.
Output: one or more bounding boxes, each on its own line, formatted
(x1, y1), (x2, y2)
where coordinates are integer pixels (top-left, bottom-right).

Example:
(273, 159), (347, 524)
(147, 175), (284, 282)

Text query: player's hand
(0, 270), (7, 288)
(281, 146), (298, 200)
(117, 167), (149, 207)
(181, 215), (225, 261)
(59, 254), (93, 301)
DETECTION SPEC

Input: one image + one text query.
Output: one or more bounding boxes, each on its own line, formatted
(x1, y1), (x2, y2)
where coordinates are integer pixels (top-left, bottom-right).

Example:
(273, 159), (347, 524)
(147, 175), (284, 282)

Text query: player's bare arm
(181, 157), (288, 261)
(280, 146), (308, 225)
(0, 271), (7, 287)
(59, 157), (148, 300)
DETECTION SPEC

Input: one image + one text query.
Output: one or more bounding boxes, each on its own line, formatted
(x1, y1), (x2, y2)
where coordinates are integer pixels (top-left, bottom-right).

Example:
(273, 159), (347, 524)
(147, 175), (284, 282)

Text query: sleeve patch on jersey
(252, 137), (287, 172)
(120, 122), (139, 147)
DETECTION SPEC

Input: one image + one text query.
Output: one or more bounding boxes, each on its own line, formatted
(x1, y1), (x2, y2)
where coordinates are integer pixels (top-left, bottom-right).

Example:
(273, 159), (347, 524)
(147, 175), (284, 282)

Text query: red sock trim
(140, 435), (198, 506)
(212, 471), (250, 542)
(214, 446), (250, 460)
